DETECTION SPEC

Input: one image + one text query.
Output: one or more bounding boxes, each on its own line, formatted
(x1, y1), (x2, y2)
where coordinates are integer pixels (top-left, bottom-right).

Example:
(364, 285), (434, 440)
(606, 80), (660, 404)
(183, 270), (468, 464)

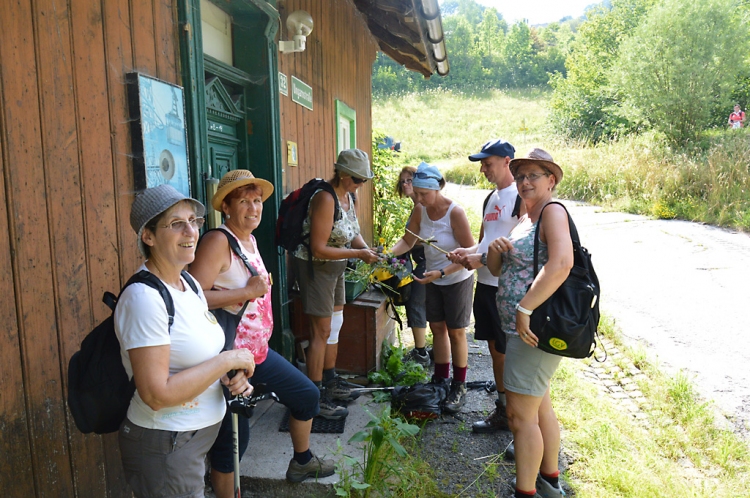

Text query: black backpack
(67, 270), (199, 434)
(275, 178), (340, 277)
(391, 379), (450, 420)
(529, 202), (602, 359)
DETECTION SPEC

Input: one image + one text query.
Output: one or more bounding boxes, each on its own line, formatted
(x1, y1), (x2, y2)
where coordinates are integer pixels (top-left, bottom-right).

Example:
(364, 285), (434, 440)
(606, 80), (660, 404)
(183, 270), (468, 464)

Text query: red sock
(540, 470), (560, 487)
(453, 365), (467, 383)
(434, 363), (450, 379)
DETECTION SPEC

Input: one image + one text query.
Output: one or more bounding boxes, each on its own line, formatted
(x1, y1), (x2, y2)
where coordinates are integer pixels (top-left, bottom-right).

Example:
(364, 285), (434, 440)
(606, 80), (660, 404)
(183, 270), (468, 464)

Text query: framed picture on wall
(127, 73), (191, 197)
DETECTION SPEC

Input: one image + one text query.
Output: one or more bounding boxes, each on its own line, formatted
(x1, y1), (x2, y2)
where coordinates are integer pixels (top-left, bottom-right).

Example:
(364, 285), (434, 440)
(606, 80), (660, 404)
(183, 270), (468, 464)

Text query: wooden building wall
(0, 0), (180, 496)
(0, 0), (380, 496)
(278, 0), (379, 243)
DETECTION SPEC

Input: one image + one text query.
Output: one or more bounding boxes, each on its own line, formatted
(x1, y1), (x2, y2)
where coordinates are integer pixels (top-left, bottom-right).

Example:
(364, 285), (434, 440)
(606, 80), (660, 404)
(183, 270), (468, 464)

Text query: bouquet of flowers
(371, 243), (413, 304)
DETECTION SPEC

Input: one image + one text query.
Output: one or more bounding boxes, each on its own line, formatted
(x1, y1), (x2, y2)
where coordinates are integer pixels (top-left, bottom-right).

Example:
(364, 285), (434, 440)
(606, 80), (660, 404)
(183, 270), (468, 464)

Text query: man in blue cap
(449, 138), (522, 434)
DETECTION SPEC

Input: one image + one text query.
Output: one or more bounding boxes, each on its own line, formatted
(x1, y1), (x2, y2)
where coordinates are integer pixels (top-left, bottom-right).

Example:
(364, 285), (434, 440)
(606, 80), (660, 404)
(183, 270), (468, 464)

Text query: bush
(443, 162), (492, 189)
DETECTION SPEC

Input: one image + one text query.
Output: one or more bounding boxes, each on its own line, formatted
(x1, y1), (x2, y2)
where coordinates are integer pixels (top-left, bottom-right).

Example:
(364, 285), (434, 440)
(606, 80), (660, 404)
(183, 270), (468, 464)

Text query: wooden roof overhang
(352, 0), (449, 77)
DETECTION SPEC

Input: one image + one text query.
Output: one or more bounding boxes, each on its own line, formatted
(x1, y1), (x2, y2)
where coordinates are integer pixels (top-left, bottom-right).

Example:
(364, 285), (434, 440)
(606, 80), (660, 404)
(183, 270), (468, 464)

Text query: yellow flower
(379, 237), (385, 244)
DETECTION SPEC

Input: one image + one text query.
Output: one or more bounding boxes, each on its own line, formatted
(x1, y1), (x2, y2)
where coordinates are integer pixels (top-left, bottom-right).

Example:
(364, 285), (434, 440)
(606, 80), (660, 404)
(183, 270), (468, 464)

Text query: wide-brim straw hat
(130, 184), (205, 257)
(212, 169), (274, 211)
(509, 148), (564, 184)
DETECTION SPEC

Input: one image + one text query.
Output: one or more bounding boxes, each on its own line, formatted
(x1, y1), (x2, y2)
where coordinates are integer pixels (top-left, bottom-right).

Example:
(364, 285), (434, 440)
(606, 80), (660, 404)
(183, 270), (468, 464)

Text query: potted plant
(345, 260), (372, 302)
(370, 251), (413, 305)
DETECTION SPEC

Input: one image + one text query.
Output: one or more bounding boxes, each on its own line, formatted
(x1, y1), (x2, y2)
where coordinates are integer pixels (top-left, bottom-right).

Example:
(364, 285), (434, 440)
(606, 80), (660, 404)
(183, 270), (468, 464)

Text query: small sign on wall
(291, 76), (313, 110)
(279, 72), (288, 96)
(287, 141), (298, 166)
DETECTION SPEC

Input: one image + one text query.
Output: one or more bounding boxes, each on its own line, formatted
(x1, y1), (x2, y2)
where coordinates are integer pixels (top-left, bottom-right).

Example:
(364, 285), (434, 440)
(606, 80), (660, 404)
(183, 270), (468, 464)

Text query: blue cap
(468, 139), (515, 161)
(412, 162), (443, 190)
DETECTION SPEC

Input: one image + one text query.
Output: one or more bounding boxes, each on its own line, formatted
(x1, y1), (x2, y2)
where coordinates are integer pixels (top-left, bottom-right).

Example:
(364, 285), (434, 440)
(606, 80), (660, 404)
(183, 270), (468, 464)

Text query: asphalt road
(444, 183), (750, 438)
(559, 201), (750, 438)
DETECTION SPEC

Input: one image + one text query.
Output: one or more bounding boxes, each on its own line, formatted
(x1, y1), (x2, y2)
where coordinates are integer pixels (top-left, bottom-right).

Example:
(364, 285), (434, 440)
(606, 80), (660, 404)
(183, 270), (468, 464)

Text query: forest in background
(374, 0), (750, 144)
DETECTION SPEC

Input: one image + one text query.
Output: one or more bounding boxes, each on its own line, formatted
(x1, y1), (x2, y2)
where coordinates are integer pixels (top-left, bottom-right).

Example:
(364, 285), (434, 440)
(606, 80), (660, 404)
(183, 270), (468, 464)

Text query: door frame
(177, 0), (294, 358)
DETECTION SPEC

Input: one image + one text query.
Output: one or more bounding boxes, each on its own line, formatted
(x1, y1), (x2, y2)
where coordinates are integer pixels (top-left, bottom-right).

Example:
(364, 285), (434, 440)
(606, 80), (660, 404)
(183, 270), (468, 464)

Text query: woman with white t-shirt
(391, 162), (475, 413)
(115, 184), (255, 498)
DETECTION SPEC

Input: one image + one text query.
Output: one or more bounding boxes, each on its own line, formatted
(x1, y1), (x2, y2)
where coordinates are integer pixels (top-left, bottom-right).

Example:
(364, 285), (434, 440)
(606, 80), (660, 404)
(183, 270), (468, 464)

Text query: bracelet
(515, 303), (533, 316)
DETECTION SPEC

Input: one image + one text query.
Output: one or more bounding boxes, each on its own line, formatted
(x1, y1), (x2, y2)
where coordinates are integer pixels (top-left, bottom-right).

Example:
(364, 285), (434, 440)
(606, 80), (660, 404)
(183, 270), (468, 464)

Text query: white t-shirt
(476, 184), (520, 286)
(114, 266), (226, 431)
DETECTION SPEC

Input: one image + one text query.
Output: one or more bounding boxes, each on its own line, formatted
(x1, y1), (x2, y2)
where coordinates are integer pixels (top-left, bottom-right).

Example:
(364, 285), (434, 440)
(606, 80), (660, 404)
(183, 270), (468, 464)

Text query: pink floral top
(213, 226), (274, 365)
(496, 217), (548, 336)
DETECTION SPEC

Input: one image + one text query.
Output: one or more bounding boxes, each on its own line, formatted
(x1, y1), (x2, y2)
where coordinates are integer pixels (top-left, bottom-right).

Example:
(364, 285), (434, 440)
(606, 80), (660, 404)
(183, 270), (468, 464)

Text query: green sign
(291, 76), (313, 111)
(279, 72), (288, 96)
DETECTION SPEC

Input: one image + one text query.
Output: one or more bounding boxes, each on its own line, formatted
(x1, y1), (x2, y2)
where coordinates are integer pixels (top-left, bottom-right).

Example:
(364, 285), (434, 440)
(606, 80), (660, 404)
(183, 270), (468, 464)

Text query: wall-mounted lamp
(279, 10), (314, 54)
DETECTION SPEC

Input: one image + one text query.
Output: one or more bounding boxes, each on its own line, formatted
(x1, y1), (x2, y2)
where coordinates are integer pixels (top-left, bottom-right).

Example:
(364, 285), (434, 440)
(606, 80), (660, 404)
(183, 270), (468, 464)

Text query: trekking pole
(226, 382), (280, 497)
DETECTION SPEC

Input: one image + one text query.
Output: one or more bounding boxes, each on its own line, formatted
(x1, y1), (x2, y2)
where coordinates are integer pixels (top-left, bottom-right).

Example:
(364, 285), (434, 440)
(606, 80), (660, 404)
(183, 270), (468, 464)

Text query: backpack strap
(532, 201), (581, 278)
(118, 270), (201, 331)
(208, 228), (260, 277)
(482, 190), (493, 215)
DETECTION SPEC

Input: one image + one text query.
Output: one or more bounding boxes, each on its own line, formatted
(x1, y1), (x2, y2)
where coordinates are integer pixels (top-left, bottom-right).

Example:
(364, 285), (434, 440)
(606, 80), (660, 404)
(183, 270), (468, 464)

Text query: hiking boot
(472, 399), (509, 433)
(510, 474), (564, 498)
(442, 379), (467, 414)
(403, 347), (431, 367)
(535, 474), (565, 498)
(317, 394), (348, 420)
(286, 453), (336, 482)
(323, 376), (360, 401)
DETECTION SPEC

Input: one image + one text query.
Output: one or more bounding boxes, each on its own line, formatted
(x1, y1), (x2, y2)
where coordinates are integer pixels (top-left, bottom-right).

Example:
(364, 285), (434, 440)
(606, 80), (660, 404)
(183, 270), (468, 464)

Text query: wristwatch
(439, 269), (446, 279)
(480, 252), (488, 266)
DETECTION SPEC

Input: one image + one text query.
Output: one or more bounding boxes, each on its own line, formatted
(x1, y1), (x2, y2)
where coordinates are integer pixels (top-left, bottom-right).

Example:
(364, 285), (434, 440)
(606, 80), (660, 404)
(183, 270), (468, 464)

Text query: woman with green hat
(292, 148), (380, 419)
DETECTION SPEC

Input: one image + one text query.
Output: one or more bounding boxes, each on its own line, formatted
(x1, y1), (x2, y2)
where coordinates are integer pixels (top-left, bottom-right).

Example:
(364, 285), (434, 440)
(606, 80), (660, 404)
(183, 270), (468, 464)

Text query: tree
(612, 0), (749, 143)
(549, 0), (657, 140)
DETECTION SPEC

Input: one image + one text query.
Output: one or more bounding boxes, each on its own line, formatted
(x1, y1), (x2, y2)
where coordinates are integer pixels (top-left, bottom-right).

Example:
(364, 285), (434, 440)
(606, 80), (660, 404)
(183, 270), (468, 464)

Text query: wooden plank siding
(0, 0), (382, 495)
(0, 0), (182, 495)
(278, 0), (378, 243)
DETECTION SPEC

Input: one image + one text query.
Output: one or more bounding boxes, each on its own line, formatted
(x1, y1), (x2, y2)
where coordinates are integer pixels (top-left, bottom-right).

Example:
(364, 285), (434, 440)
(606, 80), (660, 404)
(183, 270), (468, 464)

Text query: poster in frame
(127, 73), (191, 197)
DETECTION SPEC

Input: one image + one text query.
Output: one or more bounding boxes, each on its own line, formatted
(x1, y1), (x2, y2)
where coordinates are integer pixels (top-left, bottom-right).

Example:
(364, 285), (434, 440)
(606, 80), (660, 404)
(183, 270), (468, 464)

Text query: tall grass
(374, 90), (750, 231)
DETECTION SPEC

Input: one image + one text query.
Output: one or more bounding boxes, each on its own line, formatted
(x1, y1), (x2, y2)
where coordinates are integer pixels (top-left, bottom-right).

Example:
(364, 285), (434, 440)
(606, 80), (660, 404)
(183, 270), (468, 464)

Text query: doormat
(278, 408), (347, 434)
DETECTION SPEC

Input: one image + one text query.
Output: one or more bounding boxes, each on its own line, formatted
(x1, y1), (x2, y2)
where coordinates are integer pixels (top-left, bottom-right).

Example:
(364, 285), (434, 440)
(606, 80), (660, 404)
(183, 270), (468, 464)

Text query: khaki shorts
(119, 418), (221, 498)
(293, 257), (346, 317)
(503, 334), (562, 397)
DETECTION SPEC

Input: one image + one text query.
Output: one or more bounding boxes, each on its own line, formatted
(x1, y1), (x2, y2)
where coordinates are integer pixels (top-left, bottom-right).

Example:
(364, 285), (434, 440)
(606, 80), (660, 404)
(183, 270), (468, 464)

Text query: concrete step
(226, 392), (377, 497)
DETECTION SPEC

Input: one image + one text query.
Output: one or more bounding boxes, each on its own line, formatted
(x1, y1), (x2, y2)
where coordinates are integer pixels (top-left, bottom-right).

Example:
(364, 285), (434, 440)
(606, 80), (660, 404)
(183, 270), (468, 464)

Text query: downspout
(419, 0), (449, 76)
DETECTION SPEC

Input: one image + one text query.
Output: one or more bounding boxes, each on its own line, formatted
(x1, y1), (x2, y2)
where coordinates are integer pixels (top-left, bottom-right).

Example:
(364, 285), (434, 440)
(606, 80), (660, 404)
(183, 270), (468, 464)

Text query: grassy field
(373, 89), (750, 497)
(374, 89), (750, 231)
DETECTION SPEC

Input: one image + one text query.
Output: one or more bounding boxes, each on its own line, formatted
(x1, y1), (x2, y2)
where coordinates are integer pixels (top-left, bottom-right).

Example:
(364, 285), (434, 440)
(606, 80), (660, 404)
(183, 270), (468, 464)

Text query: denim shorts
(208, 348), (320, 472)
(503, 334), (562, 397)
(425, 274), (474, 329)
(472, 283), (505, 353)
(293, 257), (346, 316)
(119, 418), (220, 497)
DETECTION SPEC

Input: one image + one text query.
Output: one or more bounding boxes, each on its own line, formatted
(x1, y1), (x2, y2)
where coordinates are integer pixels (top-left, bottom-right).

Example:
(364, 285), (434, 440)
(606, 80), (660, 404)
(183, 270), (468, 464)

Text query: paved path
(444, 183), (750, 438)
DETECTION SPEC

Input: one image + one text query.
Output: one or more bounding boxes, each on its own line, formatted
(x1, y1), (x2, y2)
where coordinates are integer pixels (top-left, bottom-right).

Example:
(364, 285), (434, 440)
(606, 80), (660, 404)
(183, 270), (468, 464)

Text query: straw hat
(509, 148), (564, 184)
(211, 169), (274, 211)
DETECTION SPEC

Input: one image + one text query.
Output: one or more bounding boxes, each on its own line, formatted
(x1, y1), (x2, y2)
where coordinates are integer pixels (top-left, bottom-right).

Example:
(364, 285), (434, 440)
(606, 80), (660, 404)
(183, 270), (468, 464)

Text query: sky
(475, 0), (596, 25)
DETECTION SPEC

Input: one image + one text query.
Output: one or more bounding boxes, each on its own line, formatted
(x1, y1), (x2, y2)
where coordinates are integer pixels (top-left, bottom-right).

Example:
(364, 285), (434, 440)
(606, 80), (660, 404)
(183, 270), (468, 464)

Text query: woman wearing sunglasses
(115, 184), (255, 497)
(391, 162), (475, 413)
(292, 149), (380, 419)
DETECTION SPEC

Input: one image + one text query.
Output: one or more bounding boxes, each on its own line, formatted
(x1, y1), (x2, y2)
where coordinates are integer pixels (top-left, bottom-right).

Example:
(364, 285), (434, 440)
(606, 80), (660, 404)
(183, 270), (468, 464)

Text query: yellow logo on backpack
(549, 338), (568, 351)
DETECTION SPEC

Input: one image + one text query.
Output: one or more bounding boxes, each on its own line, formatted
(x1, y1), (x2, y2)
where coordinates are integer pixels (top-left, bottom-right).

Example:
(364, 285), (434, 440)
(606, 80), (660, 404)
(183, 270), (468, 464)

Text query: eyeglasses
(514, 173), (549, 183)
(351, 177), (367, 184)
(160, 217), (205, 232)
(414, 171), (442, 181)
(400, 178), (413, 185)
